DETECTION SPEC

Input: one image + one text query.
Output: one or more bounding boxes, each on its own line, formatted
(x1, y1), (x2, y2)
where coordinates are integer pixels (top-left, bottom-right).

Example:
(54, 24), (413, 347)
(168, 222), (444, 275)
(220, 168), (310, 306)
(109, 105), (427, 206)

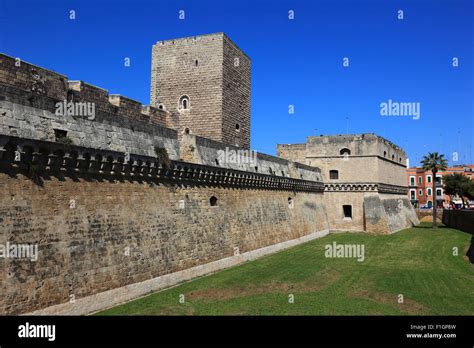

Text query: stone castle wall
(377, 158), (407, 187)
(325, 192), (418, 234)
(0, 135), (328, 314)
(0, 54), (180, 160)
(366, 194), (419, 233)
(181, 133), (322, 181)
(276, 143), (307, 164)
(323, 192), (366, 232)
(222, 35), (251, 148)
(277, 133), (419, 234)
(309, 157), (380, 183)
(277, 134), (408, 185)
(305, 134), (406, 163)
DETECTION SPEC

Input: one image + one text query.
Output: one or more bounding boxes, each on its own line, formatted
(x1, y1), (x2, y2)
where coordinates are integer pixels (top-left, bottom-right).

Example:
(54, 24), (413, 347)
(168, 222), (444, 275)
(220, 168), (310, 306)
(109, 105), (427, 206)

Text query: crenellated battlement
(0, 54), (68, 100)
(154, 32), (224, 47)
(0, 53), (170, 129)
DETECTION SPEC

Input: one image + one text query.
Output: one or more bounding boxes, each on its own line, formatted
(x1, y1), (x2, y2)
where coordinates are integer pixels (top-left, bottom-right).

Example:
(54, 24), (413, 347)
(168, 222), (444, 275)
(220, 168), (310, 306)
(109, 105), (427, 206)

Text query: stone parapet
(0, 134), (324, 193)
(324, 182), (408, 194)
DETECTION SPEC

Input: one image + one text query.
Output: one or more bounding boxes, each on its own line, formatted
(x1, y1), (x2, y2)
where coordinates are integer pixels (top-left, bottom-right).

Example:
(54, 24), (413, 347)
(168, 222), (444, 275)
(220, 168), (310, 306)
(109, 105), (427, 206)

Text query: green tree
(421, 152), (448, 228)
(465, 181), (474, 201)
(443, 173), (474, 209)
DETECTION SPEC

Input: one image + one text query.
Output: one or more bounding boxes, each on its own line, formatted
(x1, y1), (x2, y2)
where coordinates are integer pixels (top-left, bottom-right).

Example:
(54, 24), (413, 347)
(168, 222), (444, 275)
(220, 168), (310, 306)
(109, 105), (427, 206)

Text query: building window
(235, 123), (240, 131)
(410, 176), (415, 186)
(288, 197), (294, 209)
(391, 154), (395, 161)
(54, 129), (68, 142)
(340, 148), (351, 156)
(419, 189), (423, 196)
(410, 190), (416, 200)
(195, 59), (198, 67)
(179, 95), (190, 110)
(210, 196), (218, 207)
(418, 176), (422, 184)
(343, 205), (352, 219)
(427, 188), (432, 196)
(436, 189), (442, 196)
(426, 175), (432, 183)
(383, 151), (387, 157)
(158, 103), (165, 110)
(329, 170), (339, 180)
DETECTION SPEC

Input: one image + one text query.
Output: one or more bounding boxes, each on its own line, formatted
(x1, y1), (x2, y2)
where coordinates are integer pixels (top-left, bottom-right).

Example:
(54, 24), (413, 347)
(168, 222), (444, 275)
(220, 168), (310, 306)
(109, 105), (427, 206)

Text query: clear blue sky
(1, 0), (472, 166)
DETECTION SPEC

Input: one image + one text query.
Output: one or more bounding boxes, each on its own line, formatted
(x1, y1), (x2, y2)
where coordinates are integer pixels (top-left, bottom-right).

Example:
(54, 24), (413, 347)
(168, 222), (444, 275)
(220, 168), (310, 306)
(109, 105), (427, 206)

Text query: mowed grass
(97, 223), (474, 315)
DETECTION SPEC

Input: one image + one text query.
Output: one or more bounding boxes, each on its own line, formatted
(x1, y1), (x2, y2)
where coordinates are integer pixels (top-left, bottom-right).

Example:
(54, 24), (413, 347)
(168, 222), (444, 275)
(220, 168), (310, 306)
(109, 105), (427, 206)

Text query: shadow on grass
(413, 224), (448, 229)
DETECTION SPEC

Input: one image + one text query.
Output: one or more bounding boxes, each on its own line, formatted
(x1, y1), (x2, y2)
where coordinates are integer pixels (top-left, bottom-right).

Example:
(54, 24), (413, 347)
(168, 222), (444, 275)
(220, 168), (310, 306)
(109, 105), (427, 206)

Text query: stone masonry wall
(150, 33), (251, 149)
(150, 34), (225, 142)
(309, 157), (379, 183)
(0, 54), (180, 159)
(222, 35), (251, 148)
(277, 134), (408, 186)
(326, 192), (418, 234)
(0, 167), (329, 314)
(0, 99), (180, 160)
(324, 192), (366, 232)
(180, 133), (322, 181)
(377, 158), (407, 187)
(276, 143), (307, 164)
(365, 194), (419, 234)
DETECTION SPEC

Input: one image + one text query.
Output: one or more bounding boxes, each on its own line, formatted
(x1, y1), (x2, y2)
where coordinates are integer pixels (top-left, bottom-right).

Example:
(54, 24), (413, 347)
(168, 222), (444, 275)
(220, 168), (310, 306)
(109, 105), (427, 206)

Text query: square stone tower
(150, 33), (251, 148)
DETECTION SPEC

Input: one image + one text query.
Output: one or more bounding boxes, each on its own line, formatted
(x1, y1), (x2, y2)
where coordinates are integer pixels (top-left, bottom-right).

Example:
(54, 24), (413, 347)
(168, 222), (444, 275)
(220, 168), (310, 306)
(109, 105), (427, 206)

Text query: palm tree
(420, 152), (448, 228)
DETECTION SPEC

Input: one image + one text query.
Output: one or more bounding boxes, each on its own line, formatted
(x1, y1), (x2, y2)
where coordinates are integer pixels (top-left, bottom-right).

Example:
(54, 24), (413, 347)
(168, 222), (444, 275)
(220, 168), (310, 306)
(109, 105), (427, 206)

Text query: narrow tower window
(210, 196), (218, 207)
(288, 197), (294, 209)
(179, 95), (190, 110)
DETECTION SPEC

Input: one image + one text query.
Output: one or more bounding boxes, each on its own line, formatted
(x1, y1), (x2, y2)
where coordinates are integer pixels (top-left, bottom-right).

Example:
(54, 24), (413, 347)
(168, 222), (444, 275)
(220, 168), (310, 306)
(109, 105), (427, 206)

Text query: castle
(0, 33), (418, 315)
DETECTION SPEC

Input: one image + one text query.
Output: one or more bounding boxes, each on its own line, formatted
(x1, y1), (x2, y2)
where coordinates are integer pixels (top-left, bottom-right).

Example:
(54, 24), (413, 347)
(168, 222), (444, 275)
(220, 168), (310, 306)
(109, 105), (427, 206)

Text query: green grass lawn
(97, 223), (474, 315)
